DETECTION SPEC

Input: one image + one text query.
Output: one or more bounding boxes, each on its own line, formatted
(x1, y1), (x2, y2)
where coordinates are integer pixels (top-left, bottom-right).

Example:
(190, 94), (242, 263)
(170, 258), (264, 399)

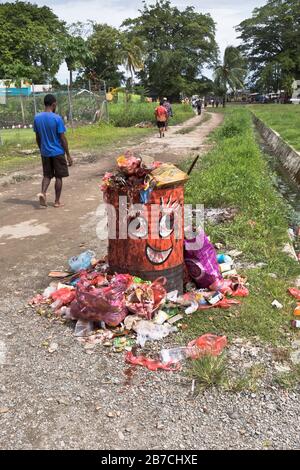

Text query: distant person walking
(155, 100), (168, 138)
(196, 99), (202, 115)
(34, 94), (73, 208)
(163, 97), (173, 130)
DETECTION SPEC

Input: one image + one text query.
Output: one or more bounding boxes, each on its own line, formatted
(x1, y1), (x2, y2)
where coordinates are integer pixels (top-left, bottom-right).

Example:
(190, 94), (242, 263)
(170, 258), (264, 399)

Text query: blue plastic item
(69, 250), (95, 272)
(217, 254), (233, 265)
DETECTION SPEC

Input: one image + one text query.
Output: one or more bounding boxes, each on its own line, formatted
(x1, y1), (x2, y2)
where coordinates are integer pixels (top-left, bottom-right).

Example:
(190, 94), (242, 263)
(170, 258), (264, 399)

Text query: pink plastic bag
(184, 232), (223, 288)
(70, 274), (133, 326)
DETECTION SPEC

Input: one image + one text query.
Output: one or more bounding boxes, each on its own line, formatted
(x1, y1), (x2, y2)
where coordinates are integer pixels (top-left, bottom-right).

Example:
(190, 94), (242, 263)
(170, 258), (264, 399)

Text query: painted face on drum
(146, 197), (179, 265)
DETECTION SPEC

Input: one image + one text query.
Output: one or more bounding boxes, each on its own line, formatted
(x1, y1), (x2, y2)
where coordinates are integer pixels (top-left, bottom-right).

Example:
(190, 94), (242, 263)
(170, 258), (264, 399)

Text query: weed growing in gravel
(226, 364), (266, 392)
(188, 355), (227, 390)
(274, 365), (300, 390)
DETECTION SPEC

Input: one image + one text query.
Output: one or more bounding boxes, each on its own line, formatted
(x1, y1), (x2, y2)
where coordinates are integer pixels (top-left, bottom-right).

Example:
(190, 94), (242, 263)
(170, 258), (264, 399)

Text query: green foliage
(275, 365), (300, 389)
(122, 0), (218, 99)
(0, 1), (67, 82)
(188, 355), (227, 390)
(214, 46), (247, 105)
(109, 102), (193, 127)
(237, 0), (300, 93)
(84, 24), (144, 89)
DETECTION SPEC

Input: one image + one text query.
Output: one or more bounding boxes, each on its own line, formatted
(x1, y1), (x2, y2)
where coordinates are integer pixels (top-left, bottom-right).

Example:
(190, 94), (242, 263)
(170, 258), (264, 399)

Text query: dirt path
(6, 111), (288, 452)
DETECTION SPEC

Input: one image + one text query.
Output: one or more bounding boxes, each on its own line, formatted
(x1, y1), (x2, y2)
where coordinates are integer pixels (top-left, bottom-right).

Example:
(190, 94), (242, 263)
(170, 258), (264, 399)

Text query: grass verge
(249, 104), (300, 151)
(181, 107), (299, 346)
(0, 124), (153, 173)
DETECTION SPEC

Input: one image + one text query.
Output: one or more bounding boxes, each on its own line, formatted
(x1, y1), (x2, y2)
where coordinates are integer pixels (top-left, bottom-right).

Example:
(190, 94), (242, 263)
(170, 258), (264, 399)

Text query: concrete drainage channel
(252, 114), (300, 185)
(253, 113), (300, 259)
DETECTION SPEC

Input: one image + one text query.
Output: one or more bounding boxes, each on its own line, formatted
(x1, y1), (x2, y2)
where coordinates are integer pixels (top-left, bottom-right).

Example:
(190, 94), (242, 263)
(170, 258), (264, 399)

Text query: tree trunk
(223, 95), (226, 108)
(69, 69), (73, 90)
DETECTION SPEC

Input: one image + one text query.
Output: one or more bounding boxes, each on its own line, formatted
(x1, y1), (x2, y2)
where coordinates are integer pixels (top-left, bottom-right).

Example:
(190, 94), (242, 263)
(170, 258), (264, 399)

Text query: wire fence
(0, 83), (109, 130)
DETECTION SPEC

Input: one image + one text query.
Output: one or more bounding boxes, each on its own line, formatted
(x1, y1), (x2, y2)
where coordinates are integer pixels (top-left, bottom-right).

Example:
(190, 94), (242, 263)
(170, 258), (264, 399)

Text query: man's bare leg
(54, 177), (64, 207)
(38, 177), (51, 207)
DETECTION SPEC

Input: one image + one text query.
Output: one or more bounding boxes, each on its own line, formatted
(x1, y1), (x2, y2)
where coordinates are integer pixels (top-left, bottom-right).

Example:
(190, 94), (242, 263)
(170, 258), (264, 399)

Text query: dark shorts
(157, 121), (166, 129)
(41, 155), (69, 179)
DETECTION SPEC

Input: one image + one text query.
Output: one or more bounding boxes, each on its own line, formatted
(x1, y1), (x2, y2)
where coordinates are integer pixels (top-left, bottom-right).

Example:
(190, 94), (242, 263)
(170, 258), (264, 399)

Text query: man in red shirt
(155, 100), (168, 138)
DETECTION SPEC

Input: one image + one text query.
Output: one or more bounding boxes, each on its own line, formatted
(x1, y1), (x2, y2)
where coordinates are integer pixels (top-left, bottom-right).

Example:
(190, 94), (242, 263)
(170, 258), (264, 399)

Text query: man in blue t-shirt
(34, 94), (73, 208)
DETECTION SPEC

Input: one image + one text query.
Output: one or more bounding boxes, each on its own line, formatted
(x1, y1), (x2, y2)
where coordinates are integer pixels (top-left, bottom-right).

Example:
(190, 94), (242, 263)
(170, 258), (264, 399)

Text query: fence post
(32, 83), (37, 116)
(19, 93), (26, 126)
(103, 80), (109, 123)
(67, 80), (74, 132)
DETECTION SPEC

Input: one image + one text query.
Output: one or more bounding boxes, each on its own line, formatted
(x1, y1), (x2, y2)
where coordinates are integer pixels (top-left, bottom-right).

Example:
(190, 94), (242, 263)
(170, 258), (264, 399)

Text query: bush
(108, 102), (194, 127)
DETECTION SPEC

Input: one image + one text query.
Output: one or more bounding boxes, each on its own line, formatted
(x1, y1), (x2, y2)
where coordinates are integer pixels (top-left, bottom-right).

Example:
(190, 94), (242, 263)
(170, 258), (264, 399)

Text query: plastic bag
(70, 274), (132, 326)
(133, 320), (176, 347)
(50, 287), (76, 310)
(184, 232), (223, 288)
(117, 151), (142, 176)
(69, 250), (95, 272)
(187, 334), (227, 358)
(288, 288), (300, 301)
(74, 319), (94, 337)
(125, 351), (181, 372)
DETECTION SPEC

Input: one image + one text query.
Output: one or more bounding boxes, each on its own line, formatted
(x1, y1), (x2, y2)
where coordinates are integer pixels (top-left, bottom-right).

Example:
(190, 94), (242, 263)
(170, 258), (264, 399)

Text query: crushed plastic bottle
(68, 250), (96, 272)
(160, 347), (196, 364)
(134, 320), (176, 347)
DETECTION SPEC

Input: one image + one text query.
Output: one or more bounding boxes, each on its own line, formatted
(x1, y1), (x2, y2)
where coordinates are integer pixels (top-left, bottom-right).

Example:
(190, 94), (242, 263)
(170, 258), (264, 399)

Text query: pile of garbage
(29, 236), (249, 370)
(101, 150), (188, 203)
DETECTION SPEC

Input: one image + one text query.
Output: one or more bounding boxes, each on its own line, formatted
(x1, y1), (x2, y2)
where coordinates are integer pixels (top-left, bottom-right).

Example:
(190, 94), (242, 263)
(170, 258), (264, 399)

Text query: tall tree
(236, 0), (300, 94)
(214, 46), (247, 106)
(84, 24), (125, 88)
(64, 33), (93, 88)
(122, 0), (218, 99)
(0, 1), (67, 82)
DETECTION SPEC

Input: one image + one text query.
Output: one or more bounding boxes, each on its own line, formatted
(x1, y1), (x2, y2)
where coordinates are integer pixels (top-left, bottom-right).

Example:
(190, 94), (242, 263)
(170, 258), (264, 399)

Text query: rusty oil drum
(106, 183), (185, 293)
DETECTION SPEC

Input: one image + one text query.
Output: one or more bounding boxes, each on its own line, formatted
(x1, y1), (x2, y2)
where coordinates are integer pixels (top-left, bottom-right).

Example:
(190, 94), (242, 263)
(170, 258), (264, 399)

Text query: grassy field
(0, 124), (153, 173)
(0, 101), (193, 173)
(181, 107), (299, 346)
(249, 104), (300, 151)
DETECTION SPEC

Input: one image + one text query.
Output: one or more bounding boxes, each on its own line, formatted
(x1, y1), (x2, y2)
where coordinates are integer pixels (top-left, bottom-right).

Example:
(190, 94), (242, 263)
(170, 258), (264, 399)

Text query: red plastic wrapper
(125, 351), (180, 372)
(188, 334), (227, 358)
(51, 288), (76, 306)
(125, 277), (167, 320)
(197, 298), (241, 310)
(288, 288), (300, 301)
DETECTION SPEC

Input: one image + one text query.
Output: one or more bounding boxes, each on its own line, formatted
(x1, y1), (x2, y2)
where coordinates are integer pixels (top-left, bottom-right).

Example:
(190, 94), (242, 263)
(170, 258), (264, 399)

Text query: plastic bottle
(160, 347), (196, 364)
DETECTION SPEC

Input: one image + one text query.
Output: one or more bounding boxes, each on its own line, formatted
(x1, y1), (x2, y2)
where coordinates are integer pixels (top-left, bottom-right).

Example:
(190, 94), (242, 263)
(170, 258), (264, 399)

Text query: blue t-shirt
(33, 112), (66, 157)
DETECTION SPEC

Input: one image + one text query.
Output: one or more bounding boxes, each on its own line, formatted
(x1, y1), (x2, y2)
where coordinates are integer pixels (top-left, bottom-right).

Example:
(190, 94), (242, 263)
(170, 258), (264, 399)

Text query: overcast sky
(1, 0), (267, 82)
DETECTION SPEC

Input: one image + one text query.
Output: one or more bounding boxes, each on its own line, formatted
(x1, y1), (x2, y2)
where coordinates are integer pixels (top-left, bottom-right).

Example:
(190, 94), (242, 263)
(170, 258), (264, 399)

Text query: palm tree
(119, 37), (144, 79)
(214, 46), (247, 107)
